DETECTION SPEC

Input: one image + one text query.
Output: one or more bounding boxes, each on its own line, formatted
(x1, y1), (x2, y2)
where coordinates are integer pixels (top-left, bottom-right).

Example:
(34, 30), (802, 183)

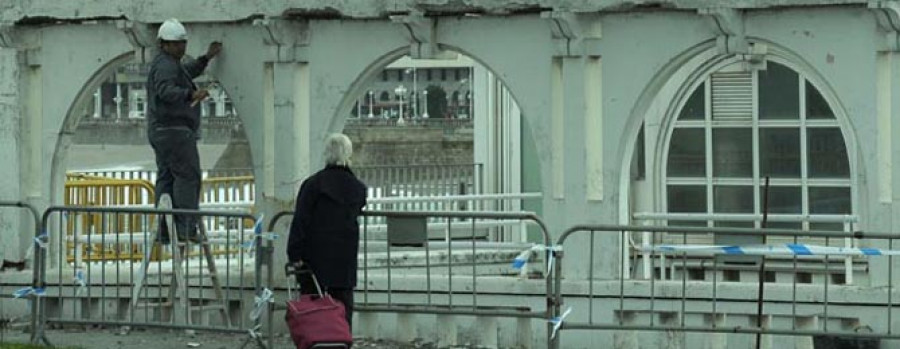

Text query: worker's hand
(206, 41), (223, 59)
(190, 89), (210, 106)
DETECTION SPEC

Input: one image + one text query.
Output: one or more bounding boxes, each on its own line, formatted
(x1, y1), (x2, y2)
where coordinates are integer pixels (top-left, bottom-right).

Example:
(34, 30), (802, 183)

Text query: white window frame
(662, 58), (853, 232)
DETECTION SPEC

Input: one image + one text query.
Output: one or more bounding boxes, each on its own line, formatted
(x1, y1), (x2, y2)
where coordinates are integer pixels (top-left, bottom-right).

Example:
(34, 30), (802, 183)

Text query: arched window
(379, 91), (390, 101)
(664, 61), (850, 243)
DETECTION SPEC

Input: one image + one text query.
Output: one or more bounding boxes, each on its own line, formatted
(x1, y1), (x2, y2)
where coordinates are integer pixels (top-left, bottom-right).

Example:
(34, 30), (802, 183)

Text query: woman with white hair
(287, 133), (367, 330)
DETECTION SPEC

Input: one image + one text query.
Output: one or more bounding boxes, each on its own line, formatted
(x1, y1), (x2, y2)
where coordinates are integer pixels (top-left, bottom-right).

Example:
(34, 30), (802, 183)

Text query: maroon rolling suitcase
(284, 263), (352, 349)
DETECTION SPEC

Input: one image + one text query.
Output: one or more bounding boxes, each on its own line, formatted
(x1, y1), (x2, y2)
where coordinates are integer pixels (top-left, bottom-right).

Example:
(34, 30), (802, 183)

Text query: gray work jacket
(146, 52), (209, 136)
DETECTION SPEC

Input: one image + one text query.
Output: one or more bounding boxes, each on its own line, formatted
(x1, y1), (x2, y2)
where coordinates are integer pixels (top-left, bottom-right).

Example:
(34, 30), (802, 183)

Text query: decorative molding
(541, 11), (602, 57)
(698, 7), (748, 55)
(390, 11), (438, 59)
(252, 18), (309, 62)
(0, 23), (18, 49)
(116, 20), (155, 63)
(869, 0), (900, 51)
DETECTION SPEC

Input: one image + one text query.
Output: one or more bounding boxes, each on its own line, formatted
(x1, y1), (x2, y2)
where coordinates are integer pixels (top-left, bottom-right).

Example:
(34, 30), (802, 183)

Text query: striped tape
(640, 244), (899, 256)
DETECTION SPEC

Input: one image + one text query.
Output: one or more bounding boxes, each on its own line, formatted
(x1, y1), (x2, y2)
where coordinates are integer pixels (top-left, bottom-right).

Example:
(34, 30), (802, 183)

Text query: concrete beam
(5, 0), (868, 24)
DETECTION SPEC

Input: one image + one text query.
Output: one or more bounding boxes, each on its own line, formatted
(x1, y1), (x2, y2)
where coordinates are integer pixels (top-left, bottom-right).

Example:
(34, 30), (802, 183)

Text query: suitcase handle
(285, 261), (325, 298)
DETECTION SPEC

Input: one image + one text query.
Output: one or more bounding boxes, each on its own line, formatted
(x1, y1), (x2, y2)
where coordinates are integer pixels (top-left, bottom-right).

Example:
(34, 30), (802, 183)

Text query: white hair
(323, 133), (353, 166)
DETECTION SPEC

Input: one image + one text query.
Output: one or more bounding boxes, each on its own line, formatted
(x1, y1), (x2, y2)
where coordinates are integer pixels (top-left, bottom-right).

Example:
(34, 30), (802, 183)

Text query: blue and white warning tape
(511, 244), (563, 276)
(549, 307), (572, 340)
(12, 287), (45, 299)
(250, 288), (274, 322)
(24, 231), (49, 260)
(253, 215), (264, 235)
(639, 243), (900, 256)
(74, 270), (87, 295)
(242, 216), (278, 250)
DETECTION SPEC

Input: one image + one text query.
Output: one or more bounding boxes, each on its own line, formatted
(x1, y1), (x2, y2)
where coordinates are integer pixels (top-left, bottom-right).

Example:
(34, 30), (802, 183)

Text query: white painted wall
(0, 0), (895, 293)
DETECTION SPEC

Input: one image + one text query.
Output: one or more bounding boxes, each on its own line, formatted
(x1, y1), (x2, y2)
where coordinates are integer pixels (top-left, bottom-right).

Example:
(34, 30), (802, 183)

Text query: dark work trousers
(149, 127), (202, 242)
(297, 272), (355, 332)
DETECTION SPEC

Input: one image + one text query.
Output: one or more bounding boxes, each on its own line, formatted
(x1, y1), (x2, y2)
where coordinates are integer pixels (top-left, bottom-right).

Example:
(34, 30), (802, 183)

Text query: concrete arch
(434, 15), (555, 195)
(622, 38), (860, 221)
(50, 50), (136, 205)
(328, 46), (408, 134)
(321, 17), (549, 198)
(24, 24), (135, 209)
(616, 39), (718, 223)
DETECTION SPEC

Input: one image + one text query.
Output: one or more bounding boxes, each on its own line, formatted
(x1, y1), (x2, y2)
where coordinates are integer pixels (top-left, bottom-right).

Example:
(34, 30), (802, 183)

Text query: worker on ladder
(146, 18), (223, 243)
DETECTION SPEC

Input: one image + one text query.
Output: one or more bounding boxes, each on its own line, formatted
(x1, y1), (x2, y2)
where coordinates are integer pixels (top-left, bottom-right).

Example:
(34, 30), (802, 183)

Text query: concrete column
(658, 312), (684, 349)
(613, 311), (638, 349)
(516, 317), (533, 349)
(0, 49), (23, 262)
(550, 58), (565, 201)
(475, 316), (498, 348)
(358, 312), (379, 338)
(750, 315), (772, 349)
(703, 314), (727, 349)
(794, 316), (818, 349)
(436, 314), (458, 347)
(114, 83), (122, 119)
(552, 55), (617, 280)
(873, 51), (900, 287)
(395, 313), (416, 342)
(260, 61), (313, 274)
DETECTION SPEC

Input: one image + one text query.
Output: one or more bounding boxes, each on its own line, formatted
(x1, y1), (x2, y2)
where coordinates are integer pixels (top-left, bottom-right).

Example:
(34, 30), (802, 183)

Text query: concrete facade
(3, 0), (900, 347)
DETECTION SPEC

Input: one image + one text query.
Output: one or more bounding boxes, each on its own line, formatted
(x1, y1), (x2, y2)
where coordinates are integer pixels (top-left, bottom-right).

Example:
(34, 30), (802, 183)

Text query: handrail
(633, 212), (858, 223)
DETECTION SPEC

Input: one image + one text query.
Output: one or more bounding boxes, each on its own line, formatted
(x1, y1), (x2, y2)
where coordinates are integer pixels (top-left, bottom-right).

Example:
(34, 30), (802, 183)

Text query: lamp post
(405, 68), (418, 118)
(422, 89), (429, 119)
(469, 67), (474, 120)
(367, 91), (375, 118)
(395, 85), (407, 126)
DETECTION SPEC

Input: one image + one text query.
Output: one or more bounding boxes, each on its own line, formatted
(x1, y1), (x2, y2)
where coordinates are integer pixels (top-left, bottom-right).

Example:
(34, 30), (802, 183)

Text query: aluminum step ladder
(127, 194), (230, 329)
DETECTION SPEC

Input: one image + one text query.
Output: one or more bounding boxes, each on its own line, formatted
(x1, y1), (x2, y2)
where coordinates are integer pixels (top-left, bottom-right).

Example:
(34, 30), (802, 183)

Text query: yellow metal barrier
(65, 172), (258, 263)
(201, 175), (256, 256)
(64, 177), (156, 263)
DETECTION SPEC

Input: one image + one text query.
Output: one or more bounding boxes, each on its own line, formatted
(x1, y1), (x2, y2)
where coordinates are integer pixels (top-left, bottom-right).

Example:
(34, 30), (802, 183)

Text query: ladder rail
(126, 194), (231, 330)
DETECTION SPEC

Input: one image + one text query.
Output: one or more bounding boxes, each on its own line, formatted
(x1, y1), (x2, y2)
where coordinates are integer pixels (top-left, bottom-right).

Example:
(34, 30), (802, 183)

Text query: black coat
(287, 165), (367, 288)
(146, 52), (209, 135)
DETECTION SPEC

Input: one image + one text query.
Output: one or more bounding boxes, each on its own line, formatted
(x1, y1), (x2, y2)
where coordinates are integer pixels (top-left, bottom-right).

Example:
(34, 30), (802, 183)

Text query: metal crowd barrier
(265, 209), (554, 348)
(36, 206), (259, 340)
(0, 201), (48, 345)
(550, 224), (896, 349)
(631, 213), (859, 284)
(64, 176), (156, 263)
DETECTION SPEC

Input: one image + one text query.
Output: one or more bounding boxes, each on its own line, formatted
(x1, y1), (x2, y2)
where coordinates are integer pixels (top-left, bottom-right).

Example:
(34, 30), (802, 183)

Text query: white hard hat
(157, 18), (187, 41)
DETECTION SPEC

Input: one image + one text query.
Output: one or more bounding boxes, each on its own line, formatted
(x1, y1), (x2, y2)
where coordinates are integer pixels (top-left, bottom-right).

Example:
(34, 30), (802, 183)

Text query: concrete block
(435, 314), (457, 347)
(395, 313), (416, 342)
(475, 316), (498, 348)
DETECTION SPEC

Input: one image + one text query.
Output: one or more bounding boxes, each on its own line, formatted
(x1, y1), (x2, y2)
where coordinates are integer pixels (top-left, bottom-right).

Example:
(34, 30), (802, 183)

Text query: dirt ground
(0, 326), (493, 349)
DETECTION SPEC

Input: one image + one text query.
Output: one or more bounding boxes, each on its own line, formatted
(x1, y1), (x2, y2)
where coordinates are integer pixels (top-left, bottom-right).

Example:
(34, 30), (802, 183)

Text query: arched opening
(341, 52), (541, 242)
(628, 49), (856, 281)
(67, 56), (252, 181)
(57, 53), (256, 265)
(661, 59), (852, 232)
